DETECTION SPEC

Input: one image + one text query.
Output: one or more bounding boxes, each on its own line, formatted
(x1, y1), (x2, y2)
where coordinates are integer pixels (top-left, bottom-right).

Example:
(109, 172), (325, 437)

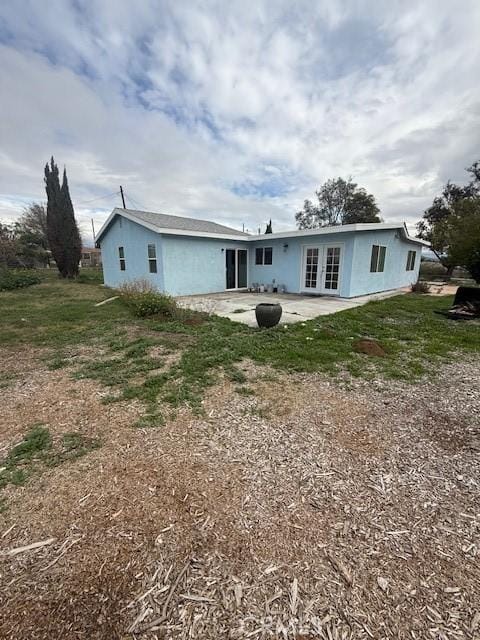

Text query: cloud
(0, 0), (479, 241)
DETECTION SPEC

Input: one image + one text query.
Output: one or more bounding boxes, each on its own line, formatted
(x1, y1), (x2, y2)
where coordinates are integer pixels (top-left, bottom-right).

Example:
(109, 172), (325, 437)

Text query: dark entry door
(226, 249), (236, 289)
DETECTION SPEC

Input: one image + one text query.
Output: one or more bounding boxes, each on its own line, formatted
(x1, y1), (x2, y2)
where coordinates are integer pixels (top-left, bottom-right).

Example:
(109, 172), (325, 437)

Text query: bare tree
(17, 203), (48, 249)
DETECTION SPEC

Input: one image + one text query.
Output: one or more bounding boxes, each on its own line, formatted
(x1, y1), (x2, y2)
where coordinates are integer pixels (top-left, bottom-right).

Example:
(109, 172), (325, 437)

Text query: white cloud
(0, 0), (479, 242)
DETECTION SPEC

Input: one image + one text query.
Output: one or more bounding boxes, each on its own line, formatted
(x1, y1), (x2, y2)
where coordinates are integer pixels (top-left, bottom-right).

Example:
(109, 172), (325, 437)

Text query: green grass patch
(0, 276), (130, 348)
(76, 269), (104, 285)
(235, 385), (255, 396)
(1, 277), (479, 423)
(0, 425), (101, 494)
(0, 372), (18, 389)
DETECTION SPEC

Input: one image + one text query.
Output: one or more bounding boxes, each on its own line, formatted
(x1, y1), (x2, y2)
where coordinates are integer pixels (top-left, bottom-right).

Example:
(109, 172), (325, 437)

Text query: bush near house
(411, 280), (431, 293)
(0, 268), (41, 292)
(118, 279), (177, 318)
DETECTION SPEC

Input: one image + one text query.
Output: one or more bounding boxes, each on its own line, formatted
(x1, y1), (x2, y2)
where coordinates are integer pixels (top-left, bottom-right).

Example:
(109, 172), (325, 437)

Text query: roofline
(95, 208), (250, 244)
(95, 210), (429, 247)
(247, 223), (429, 246)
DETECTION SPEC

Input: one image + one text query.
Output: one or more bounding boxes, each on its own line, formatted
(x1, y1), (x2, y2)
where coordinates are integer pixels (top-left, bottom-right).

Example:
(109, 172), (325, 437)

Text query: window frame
(118, 246), (126, 271)
(370, 244), (386, 273)
(255, 246), (273, 266)
(147, 244), (157, 274)
(406, 250), (416, 271)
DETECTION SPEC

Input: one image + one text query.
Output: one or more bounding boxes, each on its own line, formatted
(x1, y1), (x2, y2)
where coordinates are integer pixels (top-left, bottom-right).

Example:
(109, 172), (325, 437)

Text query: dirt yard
(0, 347), (479, 639)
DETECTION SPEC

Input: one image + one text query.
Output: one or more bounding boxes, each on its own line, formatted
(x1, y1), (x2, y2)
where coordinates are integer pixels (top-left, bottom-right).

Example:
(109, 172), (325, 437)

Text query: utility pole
(120, 185), (126, 209)
(91, 218), (96, 245)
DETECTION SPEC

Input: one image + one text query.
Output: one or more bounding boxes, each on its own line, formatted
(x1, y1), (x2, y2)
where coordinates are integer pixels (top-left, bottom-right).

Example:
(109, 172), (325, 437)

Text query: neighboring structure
(96, 208), (427, 298)
(80, 247), (102, 268)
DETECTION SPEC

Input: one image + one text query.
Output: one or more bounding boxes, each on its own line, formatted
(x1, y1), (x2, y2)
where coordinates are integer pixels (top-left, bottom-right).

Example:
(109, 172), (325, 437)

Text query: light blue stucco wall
(99, 213), (422, 298)
(161, 234), (248, 296)
(248, 233), (356, 297)
(348, 229), (421, 297)
(99, 216), (165, 289)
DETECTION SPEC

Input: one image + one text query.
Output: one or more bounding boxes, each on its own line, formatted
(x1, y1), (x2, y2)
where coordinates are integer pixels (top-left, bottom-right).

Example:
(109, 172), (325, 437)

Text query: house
(80, 247), (102, 268)
(96, 208), (427, 298)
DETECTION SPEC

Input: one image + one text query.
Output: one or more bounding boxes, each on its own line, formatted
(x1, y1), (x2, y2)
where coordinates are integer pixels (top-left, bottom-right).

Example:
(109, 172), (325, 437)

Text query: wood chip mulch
(0, 348), (479, 639)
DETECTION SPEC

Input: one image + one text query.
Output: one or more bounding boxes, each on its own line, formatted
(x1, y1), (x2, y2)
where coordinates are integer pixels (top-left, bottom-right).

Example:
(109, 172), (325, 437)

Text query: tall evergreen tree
(44, 157), (82, 278)
(265, 219), (273, 233)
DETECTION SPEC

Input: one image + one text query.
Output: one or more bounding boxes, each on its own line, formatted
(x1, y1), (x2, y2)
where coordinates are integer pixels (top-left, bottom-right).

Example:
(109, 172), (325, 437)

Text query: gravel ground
(0, 348), (479, 639)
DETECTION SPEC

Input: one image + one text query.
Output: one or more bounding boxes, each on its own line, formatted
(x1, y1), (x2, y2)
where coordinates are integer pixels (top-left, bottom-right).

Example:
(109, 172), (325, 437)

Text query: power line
(75, 190), (120, 206)
(125, 192), (147, 211)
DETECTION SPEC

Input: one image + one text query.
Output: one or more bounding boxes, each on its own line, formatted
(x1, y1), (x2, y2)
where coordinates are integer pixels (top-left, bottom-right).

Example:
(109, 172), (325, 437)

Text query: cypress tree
(44, 157), (82, 278)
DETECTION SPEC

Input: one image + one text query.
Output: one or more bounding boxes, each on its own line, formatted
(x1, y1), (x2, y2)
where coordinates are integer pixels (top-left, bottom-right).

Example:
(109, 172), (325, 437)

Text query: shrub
(118, 279), (177, 318)
(0, 269), (41, 292)
(411, 280), (431, 294)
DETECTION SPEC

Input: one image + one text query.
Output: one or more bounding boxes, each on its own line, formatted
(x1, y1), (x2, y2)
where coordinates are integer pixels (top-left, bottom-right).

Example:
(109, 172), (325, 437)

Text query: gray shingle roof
(116, 208), (248, 237)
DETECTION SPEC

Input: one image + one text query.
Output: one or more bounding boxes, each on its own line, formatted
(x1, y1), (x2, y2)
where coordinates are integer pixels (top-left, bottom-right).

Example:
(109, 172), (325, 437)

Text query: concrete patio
(176, 288), (409, 326)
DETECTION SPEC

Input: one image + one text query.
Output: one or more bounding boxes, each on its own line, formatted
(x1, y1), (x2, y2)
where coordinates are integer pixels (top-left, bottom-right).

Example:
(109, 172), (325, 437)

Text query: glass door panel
(237, 250), (247, 288)
(226, 249), (236, 289)
(304, 247), (319, 288)
(323, 246), (341, 291)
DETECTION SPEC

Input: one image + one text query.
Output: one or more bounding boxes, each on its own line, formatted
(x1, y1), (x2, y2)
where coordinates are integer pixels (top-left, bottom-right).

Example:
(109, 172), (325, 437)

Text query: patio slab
(176, 288), (409, 327)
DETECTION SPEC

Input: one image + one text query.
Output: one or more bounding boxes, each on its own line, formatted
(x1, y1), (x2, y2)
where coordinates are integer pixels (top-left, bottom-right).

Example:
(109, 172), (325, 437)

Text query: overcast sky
(1, 1), (479, 244)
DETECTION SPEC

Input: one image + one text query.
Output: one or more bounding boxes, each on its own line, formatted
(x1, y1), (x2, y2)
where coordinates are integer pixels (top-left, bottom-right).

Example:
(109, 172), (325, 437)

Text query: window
(148, 244), (157, 273)
(255, 247), (273, 265)
(118, 246), (125, 271)
(406, 250), (416, 271)
(370, 244), (386, 272)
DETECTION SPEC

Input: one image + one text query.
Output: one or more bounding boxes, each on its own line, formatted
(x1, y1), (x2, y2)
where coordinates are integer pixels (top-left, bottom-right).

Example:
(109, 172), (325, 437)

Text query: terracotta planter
(255, 303), (282, 328)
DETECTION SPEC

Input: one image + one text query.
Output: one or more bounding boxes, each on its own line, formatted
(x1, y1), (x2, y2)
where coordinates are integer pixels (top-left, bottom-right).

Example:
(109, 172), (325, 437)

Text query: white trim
(225, 247), (249, 290)
(299, 242), (344, 295)
(96, 209), (429, 247)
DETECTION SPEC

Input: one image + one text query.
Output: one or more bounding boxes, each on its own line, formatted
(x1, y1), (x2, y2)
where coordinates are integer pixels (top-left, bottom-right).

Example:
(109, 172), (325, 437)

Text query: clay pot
(255, 303), (282, 328)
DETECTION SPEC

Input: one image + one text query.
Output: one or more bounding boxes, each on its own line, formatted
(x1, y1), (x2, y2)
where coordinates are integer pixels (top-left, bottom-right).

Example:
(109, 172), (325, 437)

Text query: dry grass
(0, 347), (479, 639)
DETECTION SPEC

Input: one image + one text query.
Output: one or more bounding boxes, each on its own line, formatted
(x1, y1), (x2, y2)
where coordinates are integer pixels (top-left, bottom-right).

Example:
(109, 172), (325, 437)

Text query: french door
(226, 249), (247, 289)
(302, 245), (342, 294)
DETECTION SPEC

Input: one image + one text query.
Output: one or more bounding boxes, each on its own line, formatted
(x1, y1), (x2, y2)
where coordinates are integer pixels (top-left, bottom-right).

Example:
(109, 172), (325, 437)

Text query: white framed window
(118, 246), (126, 271)
(255, 247), (273, 265)
(148, 244), (157, 273)
(406, 250), (416, 271)
(370, 244), (386, 272)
